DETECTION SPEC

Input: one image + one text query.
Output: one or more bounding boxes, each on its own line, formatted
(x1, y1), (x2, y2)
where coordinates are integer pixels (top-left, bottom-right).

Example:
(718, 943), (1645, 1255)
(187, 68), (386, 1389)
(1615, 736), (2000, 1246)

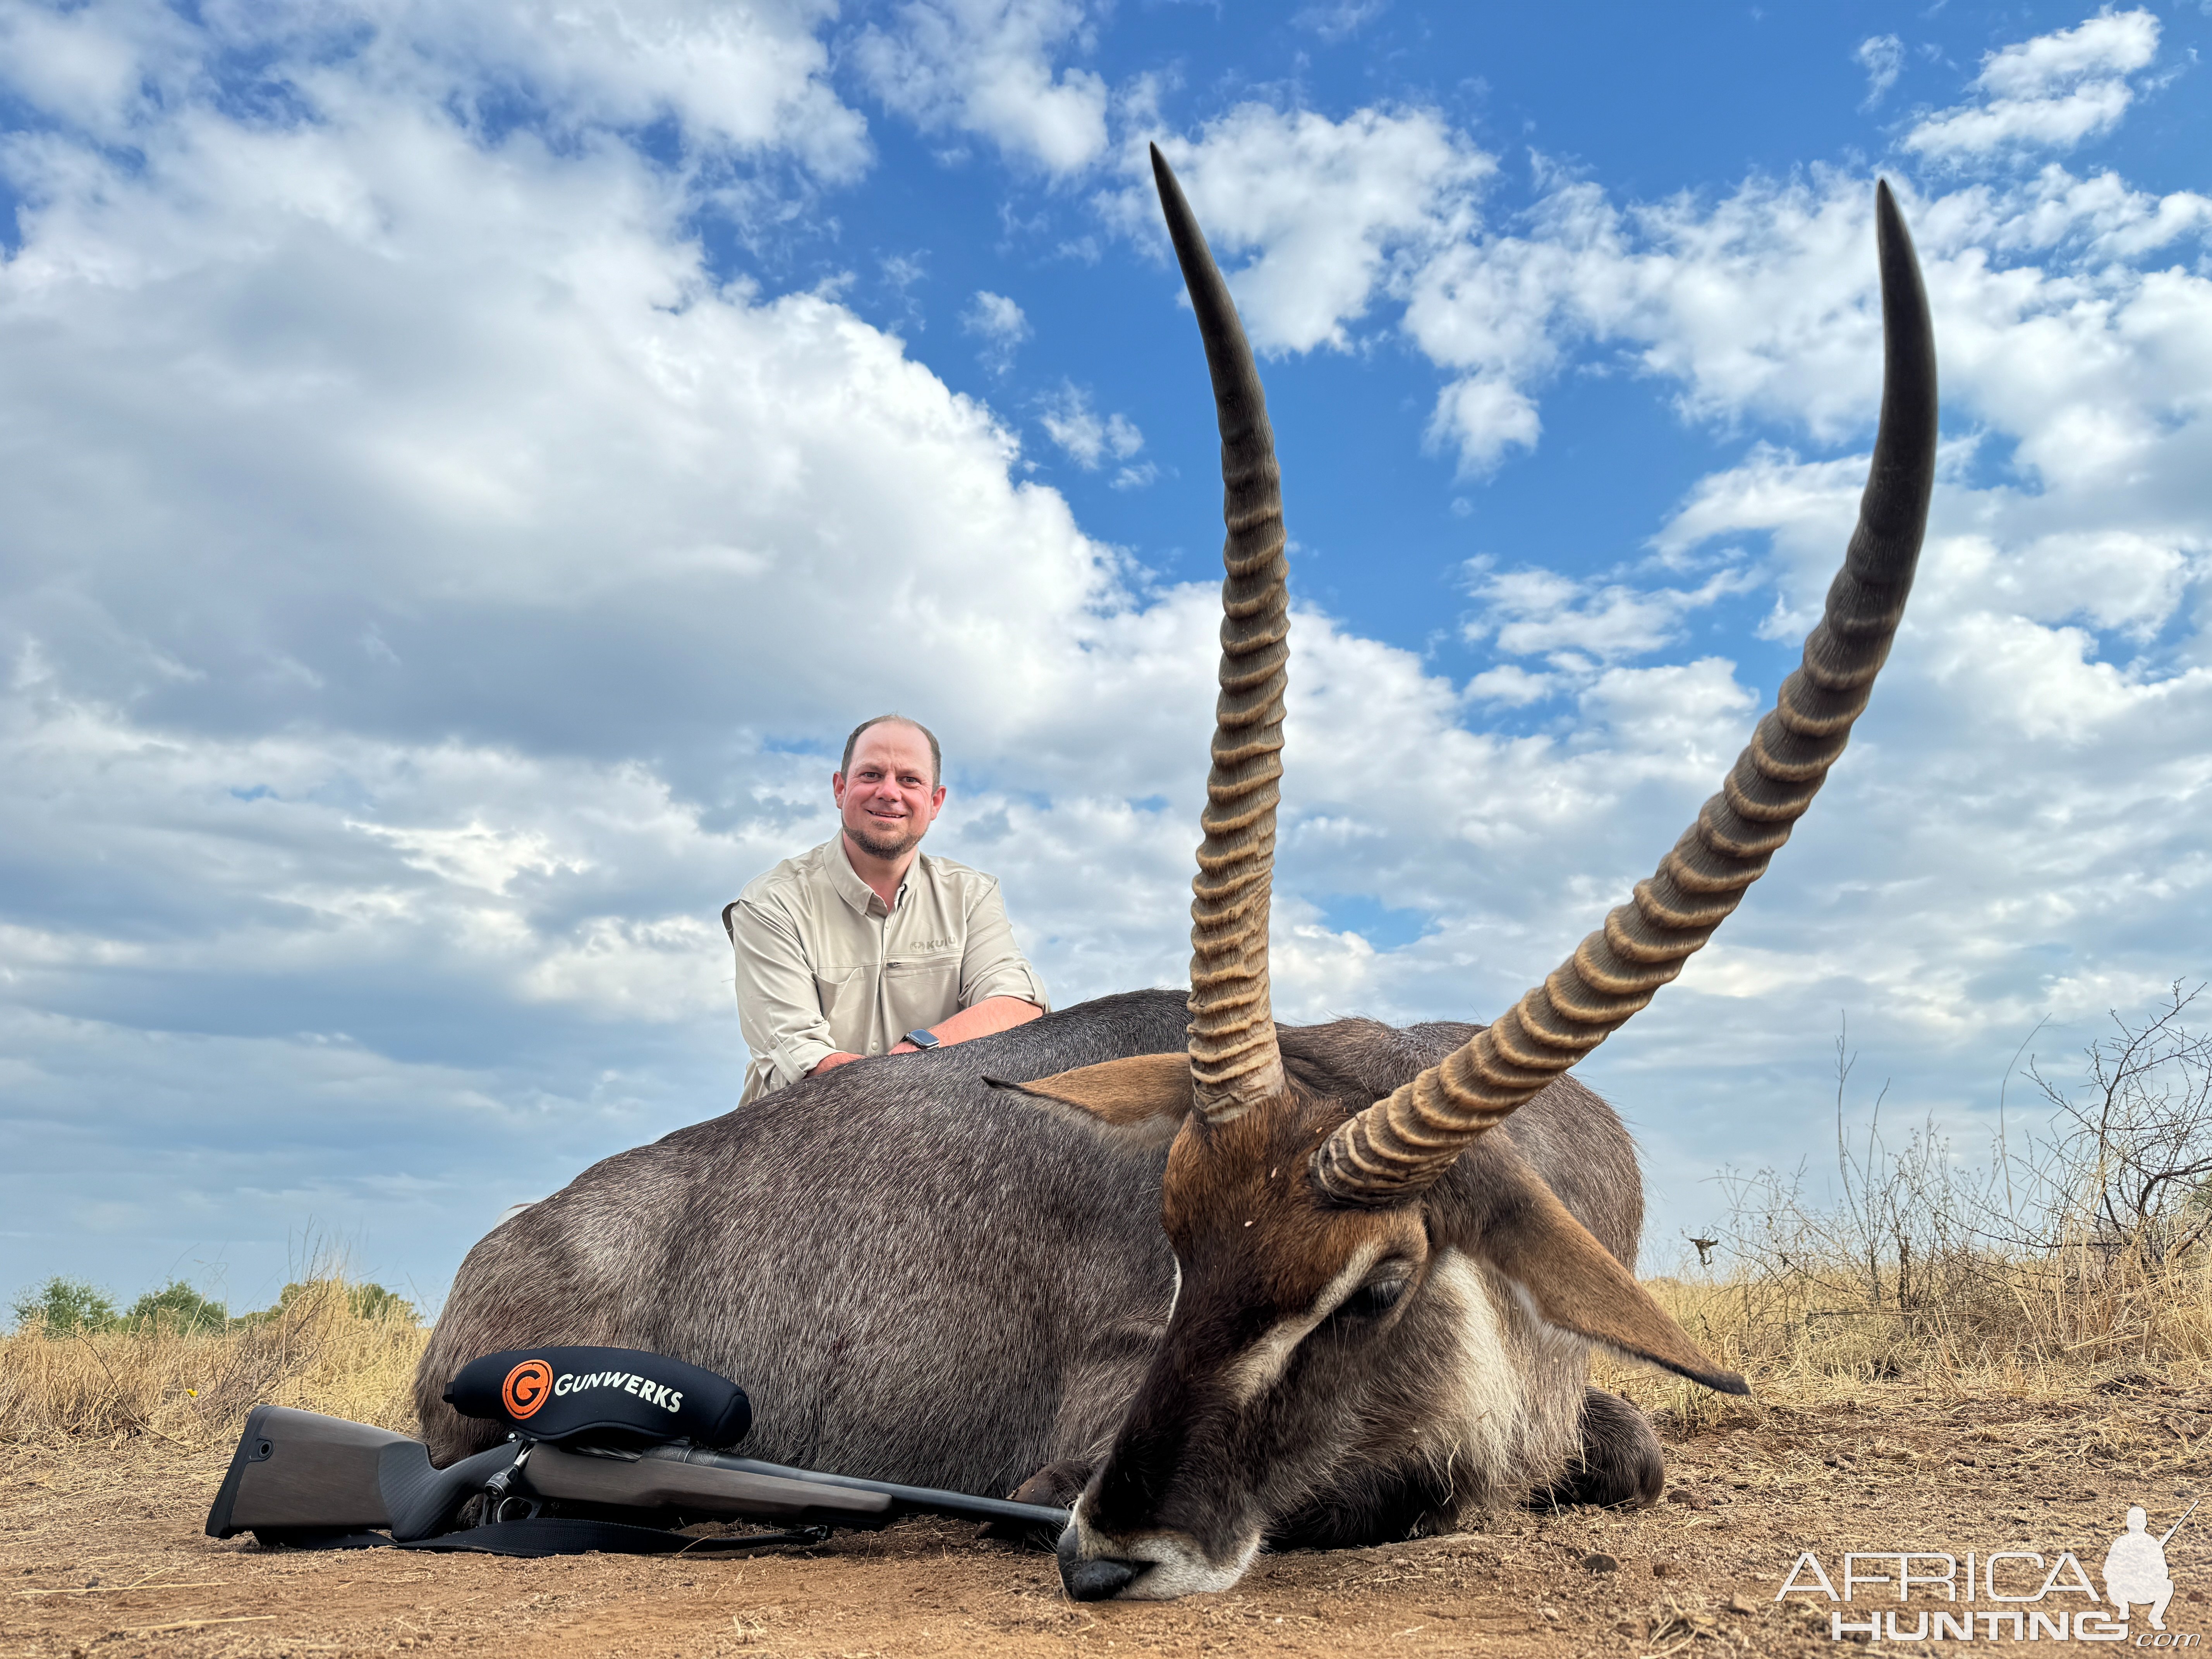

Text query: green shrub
(9, 1277), (120, 1334)
(124, 1281), (228, 1333)
(346, 1283), (418, 1323)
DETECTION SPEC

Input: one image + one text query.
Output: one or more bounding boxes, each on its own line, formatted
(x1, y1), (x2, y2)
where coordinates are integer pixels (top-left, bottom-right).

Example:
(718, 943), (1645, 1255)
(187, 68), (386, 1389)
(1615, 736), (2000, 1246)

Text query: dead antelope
(415, 147), (1936, 1603)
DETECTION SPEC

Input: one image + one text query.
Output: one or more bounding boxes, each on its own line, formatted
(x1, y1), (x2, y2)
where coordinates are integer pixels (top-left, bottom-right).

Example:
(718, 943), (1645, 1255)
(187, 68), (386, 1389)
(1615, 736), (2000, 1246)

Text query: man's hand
(808, 1051), (864, 1077)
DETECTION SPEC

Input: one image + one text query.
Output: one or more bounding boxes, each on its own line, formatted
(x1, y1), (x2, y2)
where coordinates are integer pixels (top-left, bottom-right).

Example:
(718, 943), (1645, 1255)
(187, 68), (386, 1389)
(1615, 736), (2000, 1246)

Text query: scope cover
(446, 1346), (751, 1448)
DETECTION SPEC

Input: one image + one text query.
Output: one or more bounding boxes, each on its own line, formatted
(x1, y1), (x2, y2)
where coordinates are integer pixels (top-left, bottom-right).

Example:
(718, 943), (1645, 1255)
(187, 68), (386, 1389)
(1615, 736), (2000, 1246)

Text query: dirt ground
(7, 1379), (2212, 1658)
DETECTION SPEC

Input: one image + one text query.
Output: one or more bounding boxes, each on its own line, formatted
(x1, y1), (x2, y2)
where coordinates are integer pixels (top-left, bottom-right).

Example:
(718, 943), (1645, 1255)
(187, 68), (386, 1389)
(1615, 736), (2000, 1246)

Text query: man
(724, 714), (1048, 1105)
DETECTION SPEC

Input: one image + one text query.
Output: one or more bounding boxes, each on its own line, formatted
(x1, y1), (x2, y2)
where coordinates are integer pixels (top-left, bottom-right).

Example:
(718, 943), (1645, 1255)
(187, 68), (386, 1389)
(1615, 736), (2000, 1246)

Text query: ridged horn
(1154, 143), (1290, 1120)
(1314, 179), (1939, 1204)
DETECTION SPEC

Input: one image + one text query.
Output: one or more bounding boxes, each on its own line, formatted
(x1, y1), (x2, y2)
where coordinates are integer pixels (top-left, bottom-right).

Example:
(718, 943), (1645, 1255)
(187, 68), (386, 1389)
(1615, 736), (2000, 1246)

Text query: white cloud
(1906, 73), (2133, 159)
(854, 0), (1109, 177)
(1905, 9), (2159, 160)
(1973, 8), (2160, 99)
(1117, 104), (1494, 354)
(1855, 33), (1904, 109)
(1294, 1), (1388, 43)
(0, 0), (872, 182)
(1464, 563), (1757, 665)
(1039, 381), (1143, 469)
(351, 820), (592, 896)
(1408, 175), (1899, 452)
(1426, 374), (1542, 474)
(961, 289), (1030, 373)
(432, 0), (871, 179)
(1464, 663), (1555, 706)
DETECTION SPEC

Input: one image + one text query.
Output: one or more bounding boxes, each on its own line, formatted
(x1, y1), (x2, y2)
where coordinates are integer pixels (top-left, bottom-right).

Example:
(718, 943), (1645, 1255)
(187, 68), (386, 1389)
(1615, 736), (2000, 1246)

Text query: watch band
(903, 1028), (940, 1050)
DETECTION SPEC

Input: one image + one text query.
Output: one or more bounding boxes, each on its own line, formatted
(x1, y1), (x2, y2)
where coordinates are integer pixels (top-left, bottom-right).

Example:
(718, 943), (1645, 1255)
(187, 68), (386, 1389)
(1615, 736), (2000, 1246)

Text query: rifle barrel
(2160, 1496), (2203, 1547)
(659, 1446), (1071, 1530)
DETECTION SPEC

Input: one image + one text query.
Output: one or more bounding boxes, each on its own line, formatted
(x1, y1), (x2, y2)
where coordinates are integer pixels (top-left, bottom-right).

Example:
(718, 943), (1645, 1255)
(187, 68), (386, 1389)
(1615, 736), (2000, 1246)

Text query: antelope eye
(1339, 1272), (1411, 1320)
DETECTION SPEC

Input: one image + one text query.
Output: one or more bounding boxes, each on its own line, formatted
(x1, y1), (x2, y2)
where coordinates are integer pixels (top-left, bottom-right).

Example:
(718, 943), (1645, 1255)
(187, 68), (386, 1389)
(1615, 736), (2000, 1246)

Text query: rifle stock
(206, 1405), (520, 1544)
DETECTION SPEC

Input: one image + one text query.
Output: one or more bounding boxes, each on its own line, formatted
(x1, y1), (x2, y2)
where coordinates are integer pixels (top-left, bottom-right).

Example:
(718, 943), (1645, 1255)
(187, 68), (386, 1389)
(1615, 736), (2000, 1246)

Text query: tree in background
(274, 1280), (417, 1324)
(124, 1281), (229, 1333)
(345, 1283), (416, 1322)
(8, 1277), (119, 1333)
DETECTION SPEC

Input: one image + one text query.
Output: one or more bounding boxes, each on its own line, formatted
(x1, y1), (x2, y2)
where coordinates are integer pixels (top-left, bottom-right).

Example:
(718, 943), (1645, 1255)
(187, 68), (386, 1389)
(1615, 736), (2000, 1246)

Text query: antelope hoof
(979, 1460), (1092, 1547)
(1539, 1386), (1666, 1509)
(1061, 1551), (1144, 1601)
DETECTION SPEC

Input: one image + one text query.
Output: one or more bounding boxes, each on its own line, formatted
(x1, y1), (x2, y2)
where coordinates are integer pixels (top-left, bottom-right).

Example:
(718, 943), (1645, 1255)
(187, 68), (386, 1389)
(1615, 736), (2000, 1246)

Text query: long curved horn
(1154, 143), (1290, 1119)
(1314, 180), (1939, 1204)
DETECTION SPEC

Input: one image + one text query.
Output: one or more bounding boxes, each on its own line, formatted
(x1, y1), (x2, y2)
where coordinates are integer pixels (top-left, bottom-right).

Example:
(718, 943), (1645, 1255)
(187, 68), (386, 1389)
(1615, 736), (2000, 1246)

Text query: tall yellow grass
(1590, 1246), (2212, 1435)
(0, 1278), (426, 1448)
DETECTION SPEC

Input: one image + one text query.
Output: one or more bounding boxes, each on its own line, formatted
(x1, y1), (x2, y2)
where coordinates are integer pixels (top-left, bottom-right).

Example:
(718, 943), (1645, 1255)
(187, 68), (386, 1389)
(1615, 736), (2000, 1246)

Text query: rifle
(206, 1346), (1070, 1558)
(2160, 1497), (2203, 1548)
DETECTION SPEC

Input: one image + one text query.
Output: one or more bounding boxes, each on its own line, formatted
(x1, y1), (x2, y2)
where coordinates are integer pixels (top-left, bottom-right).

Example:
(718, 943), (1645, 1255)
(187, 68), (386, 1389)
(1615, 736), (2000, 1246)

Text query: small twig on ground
(12, 1580), (228, 1597)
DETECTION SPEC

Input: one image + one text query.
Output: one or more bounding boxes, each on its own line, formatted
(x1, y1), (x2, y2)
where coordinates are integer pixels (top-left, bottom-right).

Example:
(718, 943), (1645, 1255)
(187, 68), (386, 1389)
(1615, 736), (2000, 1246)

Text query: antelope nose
(1060, 1552), (1142, 1601)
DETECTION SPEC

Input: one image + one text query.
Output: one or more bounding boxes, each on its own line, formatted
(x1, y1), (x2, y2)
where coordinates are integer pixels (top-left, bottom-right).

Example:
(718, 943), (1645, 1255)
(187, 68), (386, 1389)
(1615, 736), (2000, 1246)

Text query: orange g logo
(502, 1358), (554, 1420)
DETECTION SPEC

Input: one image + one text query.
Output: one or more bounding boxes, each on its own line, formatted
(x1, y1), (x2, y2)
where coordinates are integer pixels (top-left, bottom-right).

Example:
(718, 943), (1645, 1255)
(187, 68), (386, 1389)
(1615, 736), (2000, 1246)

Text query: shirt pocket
(811, 965), (878, 1042)
(883, 951), (963, 1027)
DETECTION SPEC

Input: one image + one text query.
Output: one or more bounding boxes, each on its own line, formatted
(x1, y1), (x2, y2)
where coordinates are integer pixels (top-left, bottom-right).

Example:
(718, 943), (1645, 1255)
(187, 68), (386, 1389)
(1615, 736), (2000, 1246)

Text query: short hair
(840, 714), (942, 788)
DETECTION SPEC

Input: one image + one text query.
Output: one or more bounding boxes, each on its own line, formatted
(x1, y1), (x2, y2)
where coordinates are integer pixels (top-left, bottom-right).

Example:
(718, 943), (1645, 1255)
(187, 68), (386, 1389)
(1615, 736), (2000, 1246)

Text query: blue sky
(2, 0), (2208, 1313)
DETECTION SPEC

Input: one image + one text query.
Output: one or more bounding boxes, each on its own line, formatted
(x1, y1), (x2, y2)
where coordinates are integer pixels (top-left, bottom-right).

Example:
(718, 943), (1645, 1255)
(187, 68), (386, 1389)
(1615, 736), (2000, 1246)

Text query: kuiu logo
(550, 1368), (686, 1414)
(1778, 1499), (2201, 1645)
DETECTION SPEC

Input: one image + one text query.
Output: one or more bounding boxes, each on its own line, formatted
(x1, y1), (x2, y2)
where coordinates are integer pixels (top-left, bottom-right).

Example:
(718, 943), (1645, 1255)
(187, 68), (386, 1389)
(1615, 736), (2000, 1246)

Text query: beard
(845, 818), (922, 862)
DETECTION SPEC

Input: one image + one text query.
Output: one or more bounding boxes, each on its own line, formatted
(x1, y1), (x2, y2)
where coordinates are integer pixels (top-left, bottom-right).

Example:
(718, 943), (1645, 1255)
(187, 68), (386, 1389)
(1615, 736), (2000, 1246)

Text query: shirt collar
(824, 834), (916, 920)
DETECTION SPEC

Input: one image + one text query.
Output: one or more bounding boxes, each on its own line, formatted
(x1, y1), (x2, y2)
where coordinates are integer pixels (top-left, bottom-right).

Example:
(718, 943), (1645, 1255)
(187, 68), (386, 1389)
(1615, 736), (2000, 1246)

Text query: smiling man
(723, 715), (1049, 1106)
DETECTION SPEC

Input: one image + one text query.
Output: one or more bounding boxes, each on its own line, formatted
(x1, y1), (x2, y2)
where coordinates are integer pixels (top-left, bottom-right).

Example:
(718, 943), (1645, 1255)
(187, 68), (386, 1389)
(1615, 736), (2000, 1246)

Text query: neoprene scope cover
(446, 1346), (752, 1448)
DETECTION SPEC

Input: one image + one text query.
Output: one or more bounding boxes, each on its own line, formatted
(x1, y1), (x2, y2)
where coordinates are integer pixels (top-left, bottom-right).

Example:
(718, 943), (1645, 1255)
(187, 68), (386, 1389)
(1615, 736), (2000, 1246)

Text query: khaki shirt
(724, 837), (1050, 1105)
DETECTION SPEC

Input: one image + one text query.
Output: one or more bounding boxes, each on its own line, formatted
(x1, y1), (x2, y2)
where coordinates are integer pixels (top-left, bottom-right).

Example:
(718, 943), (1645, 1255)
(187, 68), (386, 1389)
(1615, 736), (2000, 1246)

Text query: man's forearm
(814, 998), (1037, 1074)
(891, 995), (1042, 1053)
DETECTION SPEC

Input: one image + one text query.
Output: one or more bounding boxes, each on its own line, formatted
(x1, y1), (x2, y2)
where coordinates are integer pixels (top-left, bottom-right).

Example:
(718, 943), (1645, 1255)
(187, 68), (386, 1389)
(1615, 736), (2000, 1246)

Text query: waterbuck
(416, 148), (1937, 1602)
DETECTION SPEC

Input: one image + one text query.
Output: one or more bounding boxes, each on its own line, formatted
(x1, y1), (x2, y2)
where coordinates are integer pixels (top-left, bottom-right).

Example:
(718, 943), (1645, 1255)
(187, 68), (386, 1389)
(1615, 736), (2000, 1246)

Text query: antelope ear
(1477, 1167), (1748, 1396)
(985, 1054), (1194, 1132)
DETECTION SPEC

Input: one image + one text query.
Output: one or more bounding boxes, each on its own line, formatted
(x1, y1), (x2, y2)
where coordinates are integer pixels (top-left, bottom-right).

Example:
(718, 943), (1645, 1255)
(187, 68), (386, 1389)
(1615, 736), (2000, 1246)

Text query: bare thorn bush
(1599, 984), (2212, 1416)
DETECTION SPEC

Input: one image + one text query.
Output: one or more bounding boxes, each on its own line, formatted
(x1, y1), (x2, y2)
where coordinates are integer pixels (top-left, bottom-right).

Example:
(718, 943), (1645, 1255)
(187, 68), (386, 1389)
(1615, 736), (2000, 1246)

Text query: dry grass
(0, 1278), (426, 1449)
(1589, 987), (2212, 1429)
(1591, 1248), (2212, 1440)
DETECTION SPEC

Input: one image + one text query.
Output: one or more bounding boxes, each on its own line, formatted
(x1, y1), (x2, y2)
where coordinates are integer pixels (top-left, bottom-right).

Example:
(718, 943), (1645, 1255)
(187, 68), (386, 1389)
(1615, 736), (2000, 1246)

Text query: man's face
(834, 723), (946, 863)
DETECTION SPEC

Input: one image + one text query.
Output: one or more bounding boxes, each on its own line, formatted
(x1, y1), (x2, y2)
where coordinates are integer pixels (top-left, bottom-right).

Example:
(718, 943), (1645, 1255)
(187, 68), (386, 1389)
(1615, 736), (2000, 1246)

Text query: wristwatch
(903, 1028), (940, 1050)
